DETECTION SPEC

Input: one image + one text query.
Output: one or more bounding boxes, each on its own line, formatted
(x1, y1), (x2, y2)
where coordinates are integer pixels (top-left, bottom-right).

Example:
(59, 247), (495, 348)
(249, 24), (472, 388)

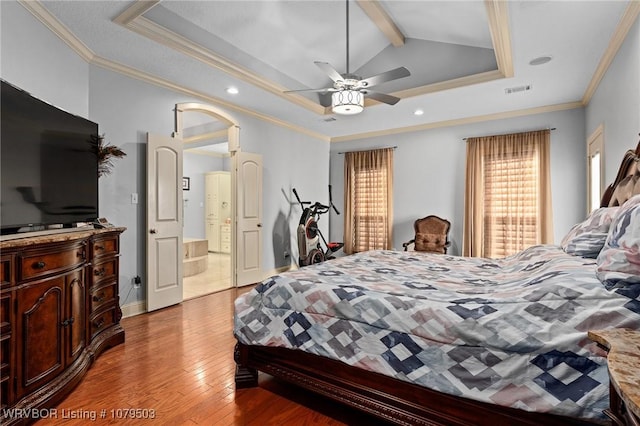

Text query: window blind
(352, 167), (389, 252)
(483, 145), (539, 258)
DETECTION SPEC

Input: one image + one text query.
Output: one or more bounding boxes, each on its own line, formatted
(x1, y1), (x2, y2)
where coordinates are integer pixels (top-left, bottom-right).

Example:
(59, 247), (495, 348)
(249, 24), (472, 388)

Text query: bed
(234, 141), (640, 425)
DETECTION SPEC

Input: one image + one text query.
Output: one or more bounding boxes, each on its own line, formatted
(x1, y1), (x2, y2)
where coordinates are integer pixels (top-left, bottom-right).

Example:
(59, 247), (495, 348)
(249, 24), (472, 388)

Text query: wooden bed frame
(235, 140), (640, 426)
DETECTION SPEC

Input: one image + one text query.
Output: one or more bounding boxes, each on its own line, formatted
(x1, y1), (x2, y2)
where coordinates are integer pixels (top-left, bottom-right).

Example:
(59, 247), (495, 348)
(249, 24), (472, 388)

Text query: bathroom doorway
(178, 107), (233, 299)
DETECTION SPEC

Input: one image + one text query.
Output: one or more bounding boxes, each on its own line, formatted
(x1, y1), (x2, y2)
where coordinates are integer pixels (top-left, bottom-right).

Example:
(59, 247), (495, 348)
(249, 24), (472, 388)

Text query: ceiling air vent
(505, 84), (532, 95)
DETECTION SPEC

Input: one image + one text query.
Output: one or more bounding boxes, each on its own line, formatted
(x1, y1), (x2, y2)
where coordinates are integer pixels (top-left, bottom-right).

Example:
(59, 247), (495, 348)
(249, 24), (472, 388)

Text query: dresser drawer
(91, 236), (119, 259)
(0, 256), (13, 289)
(19, 245), (85, 280)
(90, 307), (116, 339)
(90, 284), (116, 313)
(91, 259), (117, 286)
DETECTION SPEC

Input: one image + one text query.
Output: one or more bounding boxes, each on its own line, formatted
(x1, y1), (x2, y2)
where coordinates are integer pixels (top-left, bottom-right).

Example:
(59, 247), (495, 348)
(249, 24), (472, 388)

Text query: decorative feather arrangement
(94, 134), (126, 177)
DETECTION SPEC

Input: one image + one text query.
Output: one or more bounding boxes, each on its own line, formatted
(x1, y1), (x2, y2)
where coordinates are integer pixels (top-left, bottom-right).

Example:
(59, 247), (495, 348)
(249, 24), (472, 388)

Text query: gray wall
(330, 108), (587, 255)
(586, 17), (640, 184)
(1, 2), (89, 117)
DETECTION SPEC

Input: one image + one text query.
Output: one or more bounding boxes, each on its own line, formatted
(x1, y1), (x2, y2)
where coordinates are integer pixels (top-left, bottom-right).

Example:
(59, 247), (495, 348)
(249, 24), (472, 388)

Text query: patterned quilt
(234, 246), (640, 422)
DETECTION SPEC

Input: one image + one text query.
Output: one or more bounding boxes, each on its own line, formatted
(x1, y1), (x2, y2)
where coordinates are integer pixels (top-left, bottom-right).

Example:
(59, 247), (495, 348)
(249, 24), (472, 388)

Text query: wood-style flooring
(36, 288), (390, 425)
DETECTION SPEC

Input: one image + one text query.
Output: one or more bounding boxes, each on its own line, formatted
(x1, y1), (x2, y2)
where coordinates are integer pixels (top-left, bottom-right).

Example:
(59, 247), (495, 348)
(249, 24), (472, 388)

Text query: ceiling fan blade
(363, 90), (401, 105)
(314, 61), (344, 83)
(360, 67), (410, 88)
(284, 87), (336, 94)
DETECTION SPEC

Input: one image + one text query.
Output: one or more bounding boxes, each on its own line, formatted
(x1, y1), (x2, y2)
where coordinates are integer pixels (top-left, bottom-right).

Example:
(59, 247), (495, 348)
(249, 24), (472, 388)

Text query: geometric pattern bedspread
(234, 246), (640, 423)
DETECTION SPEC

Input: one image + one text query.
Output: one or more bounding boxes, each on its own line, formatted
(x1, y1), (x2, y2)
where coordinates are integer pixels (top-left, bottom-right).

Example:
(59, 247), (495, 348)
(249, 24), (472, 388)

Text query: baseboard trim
(121, 301), (146, 318)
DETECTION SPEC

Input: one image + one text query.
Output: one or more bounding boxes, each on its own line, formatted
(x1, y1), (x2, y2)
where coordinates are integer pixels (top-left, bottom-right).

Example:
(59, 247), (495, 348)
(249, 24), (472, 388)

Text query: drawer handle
(93, 293), (105, 303)
(93, 318), (105, 329)
(95, 245), (104, 251)
(77, 249), (86, 260)
(94, 268), (106, 276)
(32, 261), (46, 269)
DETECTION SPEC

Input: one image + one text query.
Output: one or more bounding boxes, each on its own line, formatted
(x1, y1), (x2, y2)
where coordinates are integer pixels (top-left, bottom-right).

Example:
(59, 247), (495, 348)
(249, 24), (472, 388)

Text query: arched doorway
(174, 103), (240, 296)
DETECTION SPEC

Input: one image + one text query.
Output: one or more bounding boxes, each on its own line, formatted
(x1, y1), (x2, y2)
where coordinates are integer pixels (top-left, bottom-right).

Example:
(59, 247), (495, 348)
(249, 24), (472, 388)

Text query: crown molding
(17, 0), (329, 142)
(115, 0), (511, 112)
(19, 0), (634, 146)
(90, 56), (330, 142)
(376, 70), (504, 106)
(112, 0), (160, 26)
(582, 1), (640, 104)
(330, 101), (583, 143)
(118, 13), (326, 115)
(484, 0), (514, 78)
(18, 0), (95, 62)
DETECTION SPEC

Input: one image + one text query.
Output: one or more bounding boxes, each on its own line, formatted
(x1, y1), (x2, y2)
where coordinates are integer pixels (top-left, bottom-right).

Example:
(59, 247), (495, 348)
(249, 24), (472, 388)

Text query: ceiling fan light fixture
(332, 90), (364, 115)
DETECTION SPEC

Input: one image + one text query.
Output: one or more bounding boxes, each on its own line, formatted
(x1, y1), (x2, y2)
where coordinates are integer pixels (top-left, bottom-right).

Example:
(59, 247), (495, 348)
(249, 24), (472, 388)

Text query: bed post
(234, 343), (258, 388)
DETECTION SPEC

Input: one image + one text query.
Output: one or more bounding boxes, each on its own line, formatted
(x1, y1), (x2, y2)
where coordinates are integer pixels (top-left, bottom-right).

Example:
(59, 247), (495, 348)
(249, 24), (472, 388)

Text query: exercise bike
(292, 186), (344, 267)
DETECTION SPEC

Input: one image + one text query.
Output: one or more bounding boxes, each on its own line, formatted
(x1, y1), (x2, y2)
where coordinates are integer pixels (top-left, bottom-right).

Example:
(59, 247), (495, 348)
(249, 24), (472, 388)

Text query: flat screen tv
(1, 80), (99, 235)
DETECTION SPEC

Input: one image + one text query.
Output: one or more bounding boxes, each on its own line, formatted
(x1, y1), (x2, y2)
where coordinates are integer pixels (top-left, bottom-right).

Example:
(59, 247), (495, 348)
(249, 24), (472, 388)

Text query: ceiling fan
(285, 0), (410, 115)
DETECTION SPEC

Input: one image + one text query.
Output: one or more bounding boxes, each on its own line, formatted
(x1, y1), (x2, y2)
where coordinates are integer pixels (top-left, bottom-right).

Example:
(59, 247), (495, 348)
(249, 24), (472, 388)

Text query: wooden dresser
(0, 228), (125, 425)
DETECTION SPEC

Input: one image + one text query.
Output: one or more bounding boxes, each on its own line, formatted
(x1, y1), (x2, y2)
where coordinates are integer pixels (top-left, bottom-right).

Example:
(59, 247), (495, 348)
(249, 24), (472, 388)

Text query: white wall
(330, 108), (586, 255)
(586, 17), (640, 184)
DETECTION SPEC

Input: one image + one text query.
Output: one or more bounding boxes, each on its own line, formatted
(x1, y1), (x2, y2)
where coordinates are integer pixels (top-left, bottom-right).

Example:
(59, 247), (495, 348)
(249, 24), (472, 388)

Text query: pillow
(561, 207), (620, 258)
(596, 194), (640, 287)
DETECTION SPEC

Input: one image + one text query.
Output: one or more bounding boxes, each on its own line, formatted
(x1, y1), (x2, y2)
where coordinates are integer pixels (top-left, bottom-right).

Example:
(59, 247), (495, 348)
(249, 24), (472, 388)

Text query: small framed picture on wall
(182, 177), (190, 191)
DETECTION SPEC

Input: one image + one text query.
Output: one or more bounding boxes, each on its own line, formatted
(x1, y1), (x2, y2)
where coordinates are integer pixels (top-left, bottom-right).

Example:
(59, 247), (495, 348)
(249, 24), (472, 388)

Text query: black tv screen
(1, 80), (99, 234)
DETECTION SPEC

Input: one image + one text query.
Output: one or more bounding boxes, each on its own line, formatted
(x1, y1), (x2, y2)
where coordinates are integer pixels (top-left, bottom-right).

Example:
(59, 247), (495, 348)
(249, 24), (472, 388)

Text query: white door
(236, 152), (263, 286)
(146, 133), (183, 311)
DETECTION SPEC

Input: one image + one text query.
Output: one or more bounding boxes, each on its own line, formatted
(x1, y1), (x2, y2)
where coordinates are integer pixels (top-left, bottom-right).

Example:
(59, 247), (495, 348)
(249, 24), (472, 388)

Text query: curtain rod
(337, 146), (398, 155)
(462, 128), (556, 141)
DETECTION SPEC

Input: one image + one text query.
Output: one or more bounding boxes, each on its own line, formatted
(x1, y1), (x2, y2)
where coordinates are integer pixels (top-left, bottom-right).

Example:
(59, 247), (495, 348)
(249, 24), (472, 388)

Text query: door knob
(150, 229), (157, 234)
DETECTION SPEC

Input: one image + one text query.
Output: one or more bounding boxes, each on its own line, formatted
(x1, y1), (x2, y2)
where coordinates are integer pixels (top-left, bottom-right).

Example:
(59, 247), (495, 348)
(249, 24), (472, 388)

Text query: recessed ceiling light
(414, 109), (424, 116)
(226, 87), (239, 95)
(529, 56), (553, 66)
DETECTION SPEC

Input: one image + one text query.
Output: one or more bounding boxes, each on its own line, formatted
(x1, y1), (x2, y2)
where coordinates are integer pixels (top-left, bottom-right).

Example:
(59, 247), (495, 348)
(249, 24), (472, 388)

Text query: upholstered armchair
(402, 215), (451, 254)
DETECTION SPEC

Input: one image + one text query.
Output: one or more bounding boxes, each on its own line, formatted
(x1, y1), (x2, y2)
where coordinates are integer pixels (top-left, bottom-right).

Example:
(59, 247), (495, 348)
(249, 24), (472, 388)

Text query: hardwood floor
(36, 288), (390, 425)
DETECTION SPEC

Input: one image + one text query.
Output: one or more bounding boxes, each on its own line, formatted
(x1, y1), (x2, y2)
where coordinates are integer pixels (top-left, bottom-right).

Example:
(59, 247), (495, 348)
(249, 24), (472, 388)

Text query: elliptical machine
(292, 186), (344, 266)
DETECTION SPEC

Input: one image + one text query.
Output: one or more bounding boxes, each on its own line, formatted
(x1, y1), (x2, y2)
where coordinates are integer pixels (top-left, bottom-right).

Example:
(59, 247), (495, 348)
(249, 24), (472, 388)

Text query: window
(344, 148), (393, 254)
(483, 145), (539, 257)
(464, 130), (553, 258)
(587, 125), (604, 212)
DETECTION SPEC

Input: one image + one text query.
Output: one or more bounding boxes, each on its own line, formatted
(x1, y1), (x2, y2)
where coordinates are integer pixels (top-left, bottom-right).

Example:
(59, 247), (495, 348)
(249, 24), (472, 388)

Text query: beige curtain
(463, 130), (553, 258)
(344, 148), (394, 254)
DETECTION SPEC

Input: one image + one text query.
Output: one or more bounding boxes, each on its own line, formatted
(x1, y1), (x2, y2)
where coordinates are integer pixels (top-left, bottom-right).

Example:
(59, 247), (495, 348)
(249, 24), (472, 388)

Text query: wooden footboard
(234, 342), (597, 426)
